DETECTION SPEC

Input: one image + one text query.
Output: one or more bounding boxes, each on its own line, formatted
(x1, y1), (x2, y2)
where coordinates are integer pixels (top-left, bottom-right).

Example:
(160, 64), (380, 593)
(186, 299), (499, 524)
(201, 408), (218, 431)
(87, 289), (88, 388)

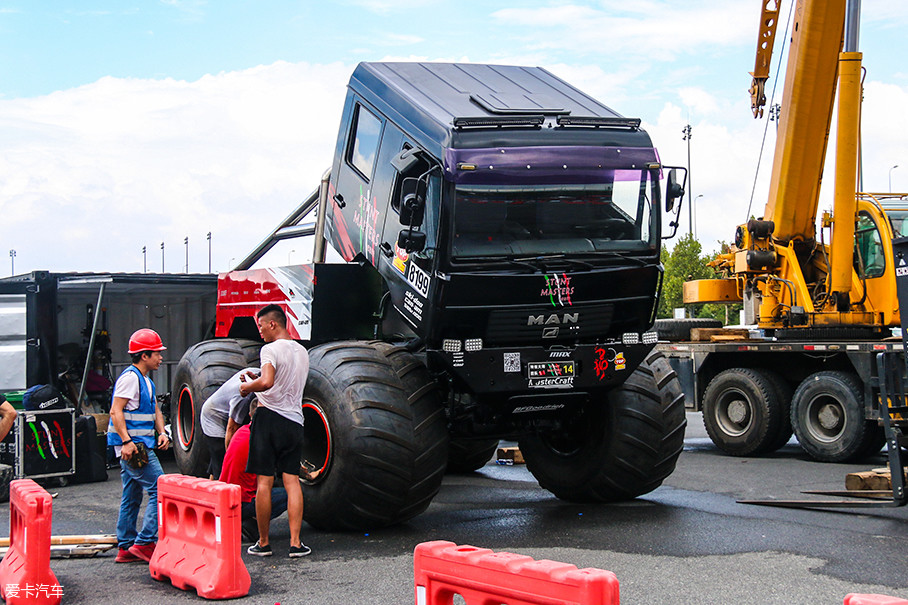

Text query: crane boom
(764, 0), (845, 246)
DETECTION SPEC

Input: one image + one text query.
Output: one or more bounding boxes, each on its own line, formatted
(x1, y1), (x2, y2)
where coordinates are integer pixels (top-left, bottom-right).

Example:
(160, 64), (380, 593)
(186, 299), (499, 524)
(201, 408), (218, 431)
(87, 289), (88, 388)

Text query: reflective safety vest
(107, 365), (157, 448)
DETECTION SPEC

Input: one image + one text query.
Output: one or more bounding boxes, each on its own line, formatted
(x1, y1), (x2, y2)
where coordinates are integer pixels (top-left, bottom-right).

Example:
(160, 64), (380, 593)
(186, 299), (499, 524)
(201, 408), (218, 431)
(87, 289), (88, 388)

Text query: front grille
(485, 303), (614, 345)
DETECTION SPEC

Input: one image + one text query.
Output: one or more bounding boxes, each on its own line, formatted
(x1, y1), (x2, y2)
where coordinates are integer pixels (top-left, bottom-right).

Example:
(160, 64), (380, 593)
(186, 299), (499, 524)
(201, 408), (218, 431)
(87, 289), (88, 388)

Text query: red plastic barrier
(846, 596), (908, 605)
(0, 479), (61, 605)
(149, 474), (250, 599)
(414, 541), (619, 605)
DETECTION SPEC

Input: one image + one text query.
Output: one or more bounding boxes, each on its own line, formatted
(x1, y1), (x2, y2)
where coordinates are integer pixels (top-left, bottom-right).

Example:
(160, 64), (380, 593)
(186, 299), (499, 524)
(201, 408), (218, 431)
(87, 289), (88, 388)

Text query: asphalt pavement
(2, 412), (907, 605)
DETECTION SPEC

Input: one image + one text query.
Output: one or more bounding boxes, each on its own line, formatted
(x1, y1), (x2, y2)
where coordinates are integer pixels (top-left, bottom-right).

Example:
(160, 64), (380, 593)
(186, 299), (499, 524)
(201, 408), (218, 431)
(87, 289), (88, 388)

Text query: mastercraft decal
(541, 273), (573, 307)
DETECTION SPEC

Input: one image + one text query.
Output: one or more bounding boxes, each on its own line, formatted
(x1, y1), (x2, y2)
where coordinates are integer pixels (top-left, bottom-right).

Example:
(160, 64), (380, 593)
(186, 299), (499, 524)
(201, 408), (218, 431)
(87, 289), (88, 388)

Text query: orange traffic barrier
(414, 541), (619, 605)
(0, 479), (61, 605)
(149, 474), (250, 600)
(846, 596), (908, 605)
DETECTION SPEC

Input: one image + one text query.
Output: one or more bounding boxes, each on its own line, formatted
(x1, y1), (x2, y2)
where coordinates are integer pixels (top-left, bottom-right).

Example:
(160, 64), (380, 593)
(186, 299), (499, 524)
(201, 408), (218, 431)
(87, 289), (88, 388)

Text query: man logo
(527, 313), (579, 326)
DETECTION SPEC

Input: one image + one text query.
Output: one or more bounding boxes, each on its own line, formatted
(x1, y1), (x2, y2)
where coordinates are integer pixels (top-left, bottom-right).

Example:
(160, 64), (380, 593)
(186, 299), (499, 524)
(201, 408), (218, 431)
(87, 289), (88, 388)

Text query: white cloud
(0, 61), (351, 274)
(491, 1), (759, 61)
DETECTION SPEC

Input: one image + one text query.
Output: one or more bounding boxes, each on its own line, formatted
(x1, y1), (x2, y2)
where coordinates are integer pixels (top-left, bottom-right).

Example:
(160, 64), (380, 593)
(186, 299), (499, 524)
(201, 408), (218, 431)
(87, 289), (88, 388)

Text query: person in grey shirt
(200, 367), (258, 479)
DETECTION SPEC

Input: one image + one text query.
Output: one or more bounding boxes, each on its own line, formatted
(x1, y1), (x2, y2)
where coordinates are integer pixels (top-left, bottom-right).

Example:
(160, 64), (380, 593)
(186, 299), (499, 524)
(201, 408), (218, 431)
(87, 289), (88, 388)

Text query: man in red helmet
(107, 328), (171, 563)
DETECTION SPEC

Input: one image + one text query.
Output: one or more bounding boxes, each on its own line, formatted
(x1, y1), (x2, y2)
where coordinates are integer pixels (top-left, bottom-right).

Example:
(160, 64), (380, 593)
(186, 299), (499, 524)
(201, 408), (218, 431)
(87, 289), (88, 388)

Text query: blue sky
(2, 1), (907, 274)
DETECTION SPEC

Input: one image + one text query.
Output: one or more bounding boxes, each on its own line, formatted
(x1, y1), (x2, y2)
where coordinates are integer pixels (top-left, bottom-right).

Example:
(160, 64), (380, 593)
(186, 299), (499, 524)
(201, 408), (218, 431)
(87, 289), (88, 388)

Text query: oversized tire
(300, 341), (448, 530)
(653, 318), (722, 342)
(172, 339), (259, 476)
(446, 438), (499, 473)
(791, 371), (879, 462)
(701, 368), (790, 456)
(518, 350), (686, 502)
(0, 463), (12, 503)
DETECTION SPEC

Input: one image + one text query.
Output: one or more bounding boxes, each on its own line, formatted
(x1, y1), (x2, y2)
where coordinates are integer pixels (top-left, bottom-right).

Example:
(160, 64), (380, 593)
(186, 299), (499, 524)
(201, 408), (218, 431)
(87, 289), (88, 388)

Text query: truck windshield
(451, 171), (656, 259)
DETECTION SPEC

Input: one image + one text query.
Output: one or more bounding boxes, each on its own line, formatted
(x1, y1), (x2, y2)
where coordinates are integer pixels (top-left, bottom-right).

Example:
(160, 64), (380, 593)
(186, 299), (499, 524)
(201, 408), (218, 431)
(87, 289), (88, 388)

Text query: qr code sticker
(503, 352), (521, 373)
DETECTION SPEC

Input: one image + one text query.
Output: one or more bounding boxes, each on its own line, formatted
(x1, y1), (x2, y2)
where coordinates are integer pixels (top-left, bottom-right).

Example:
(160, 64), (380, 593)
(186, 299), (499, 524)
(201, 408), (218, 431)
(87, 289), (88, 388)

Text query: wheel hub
(727, 400), (748, 425)
(817, 404), (842, 431)
(716, 390), (753, 437)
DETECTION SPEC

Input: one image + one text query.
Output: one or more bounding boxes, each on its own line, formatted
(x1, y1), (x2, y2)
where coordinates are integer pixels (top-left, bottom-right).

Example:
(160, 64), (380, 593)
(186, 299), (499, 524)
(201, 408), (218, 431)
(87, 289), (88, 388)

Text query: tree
(658, 235), (742, 323)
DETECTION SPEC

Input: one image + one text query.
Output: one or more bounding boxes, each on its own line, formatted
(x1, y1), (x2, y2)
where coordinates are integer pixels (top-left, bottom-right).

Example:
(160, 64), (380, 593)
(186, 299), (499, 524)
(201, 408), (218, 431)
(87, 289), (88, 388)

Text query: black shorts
(245, 406), (304, 476)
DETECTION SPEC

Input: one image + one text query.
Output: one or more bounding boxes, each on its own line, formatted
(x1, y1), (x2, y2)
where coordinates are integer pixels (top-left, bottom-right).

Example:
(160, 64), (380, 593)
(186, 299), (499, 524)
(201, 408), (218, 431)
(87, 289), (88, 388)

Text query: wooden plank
(0, 543), (115, 559)
(496, 447), (525, 465)
(845, 469), (908, 491)
(0, 533), (116, 547)
(690, 328), (751, 342)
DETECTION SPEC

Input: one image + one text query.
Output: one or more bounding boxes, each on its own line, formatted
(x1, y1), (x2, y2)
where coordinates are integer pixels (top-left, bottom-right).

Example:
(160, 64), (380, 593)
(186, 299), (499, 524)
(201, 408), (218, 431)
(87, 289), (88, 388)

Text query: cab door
(326, 98), (386, 263)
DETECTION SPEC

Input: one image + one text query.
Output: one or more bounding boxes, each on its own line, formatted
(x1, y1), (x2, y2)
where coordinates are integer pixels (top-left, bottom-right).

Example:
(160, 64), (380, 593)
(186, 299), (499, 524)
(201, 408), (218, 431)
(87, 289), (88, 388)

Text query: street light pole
(161, 242), (165, 273)
(682, 124), (693, 235)
(184, 236), (189, 273)
(142, 246), (147, 273)
(9, 249), (15, 276)
(207, 232), (212, 273)
(890, 165), (899, 193)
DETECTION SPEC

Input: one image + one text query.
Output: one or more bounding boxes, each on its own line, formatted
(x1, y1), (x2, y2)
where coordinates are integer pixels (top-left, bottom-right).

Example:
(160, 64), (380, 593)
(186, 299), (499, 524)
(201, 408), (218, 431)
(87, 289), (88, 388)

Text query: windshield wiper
(514, 254), (595, 271)
(454, 255), (538, 272)
(596, 251), (650, 266)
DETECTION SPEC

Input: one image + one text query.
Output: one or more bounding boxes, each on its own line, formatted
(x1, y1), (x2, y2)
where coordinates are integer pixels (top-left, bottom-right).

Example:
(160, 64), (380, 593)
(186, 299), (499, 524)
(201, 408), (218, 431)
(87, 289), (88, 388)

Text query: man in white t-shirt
(199, 367), (257, 479)
(107, 328), (171, 564)
(239, 304), (310, 558)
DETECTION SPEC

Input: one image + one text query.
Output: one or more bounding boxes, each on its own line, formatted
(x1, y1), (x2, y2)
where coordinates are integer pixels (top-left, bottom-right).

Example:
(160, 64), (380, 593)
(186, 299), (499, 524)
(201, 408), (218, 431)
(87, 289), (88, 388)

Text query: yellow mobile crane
(659, 0), (908, 479)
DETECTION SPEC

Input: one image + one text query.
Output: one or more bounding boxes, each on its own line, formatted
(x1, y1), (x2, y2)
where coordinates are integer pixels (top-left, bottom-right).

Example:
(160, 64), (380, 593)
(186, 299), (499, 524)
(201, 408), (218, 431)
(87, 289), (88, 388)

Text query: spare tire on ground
(654, 318), (722, 342)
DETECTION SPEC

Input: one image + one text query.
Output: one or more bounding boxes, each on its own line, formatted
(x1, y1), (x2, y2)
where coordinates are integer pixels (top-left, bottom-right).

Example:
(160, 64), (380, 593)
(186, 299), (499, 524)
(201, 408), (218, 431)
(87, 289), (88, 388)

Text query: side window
(347, 104), (383, 180)
(855, 212), (885, 278)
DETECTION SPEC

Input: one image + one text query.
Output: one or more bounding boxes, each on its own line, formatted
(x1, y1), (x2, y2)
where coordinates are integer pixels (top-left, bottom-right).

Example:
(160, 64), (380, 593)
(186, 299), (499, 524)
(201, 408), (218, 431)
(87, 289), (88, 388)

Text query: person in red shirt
(218, 399), (288, 542)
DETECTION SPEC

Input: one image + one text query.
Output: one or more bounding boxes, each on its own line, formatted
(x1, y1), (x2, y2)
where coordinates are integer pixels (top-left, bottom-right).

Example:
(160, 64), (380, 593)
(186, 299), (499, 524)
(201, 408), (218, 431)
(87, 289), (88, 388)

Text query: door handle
(380, 242), (394, 258)
(333, 194), (346, 208)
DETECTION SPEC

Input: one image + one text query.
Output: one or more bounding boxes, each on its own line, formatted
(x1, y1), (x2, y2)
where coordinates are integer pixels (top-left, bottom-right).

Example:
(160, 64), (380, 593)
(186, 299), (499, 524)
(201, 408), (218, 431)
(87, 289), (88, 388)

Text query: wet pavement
(1, 412), (906, 604)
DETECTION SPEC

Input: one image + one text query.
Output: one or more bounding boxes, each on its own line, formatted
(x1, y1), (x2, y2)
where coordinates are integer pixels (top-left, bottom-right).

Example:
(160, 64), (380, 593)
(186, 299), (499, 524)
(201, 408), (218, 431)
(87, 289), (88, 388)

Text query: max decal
(541, 273), (573, 307)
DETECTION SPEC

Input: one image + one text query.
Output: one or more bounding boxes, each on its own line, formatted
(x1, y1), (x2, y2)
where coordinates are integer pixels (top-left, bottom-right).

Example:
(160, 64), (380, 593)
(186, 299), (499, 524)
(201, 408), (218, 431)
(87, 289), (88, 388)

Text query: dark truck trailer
(0, 271), (217, 408)
(657, 333), (897, 461)
(175, 62), (690, 530)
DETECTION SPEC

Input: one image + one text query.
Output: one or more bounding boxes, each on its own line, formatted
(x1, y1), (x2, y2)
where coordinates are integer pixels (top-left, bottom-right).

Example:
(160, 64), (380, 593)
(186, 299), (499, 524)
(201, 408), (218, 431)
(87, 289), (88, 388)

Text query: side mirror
(391, 147), (422, 174)
(398, 228), (427, 253)
(399, 177), (426, 226)
(665, 169), (685, 212)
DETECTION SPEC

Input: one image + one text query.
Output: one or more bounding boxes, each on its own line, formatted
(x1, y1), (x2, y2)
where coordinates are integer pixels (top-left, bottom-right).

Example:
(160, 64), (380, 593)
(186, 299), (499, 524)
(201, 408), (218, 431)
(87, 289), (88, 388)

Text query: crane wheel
(791, 371), (881, 462)
(702, 368), (791, 456)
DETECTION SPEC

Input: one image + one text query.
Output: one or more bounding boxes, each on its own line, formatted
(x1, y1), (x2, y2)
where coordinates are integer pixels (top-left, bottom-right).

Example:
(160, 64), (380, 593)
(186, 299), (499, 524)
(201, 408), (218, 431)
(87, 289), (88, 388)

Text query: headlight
(442, 339), (462, 353)
(622, 332), (640, 345)
(464, 338), (483, 352)
(643, 331), (659, 344)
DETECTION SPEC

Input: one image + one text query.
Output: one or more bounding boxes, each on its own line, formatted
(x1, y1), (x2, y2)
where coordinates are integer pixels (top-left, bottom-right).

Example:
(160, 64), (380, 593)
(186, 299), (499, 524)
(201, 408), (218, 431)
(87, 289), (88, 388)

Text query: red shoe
(115, 548), (142, 563)
(127, 542), (156, 562)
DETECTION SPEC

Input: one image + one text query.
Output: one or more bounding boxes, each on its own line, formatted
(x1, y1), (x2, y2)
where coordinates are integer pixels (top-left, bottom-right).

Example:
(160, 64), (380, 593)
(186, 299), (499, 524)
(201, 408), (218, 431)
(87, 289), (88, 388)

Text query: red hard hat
(127, 328), (167, 354)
